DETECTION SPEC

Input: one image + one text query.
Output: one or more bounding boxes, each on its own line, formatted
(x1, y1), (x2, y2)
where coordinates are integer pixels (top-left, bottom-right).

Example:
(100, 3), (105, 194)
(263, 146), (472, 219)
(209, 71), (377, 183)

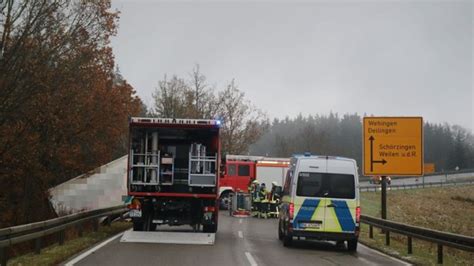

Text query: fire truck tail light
(204, 206), (216, 212)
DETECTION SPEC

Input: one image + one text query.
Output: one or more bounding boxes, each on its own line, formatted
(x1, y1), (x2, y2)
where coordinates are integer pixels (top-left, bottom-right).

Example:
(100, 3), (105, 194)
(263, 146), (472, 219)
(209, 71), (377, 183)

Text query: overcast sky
(111, 0), (473, 131)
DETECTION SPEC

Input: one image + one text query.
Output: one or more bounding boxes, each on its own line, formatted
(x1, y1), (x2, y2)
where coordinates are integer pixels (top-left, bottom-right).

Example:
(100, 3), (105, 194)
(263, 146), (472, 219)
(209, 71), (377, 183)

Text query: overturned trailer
(127, 117), (220, 233)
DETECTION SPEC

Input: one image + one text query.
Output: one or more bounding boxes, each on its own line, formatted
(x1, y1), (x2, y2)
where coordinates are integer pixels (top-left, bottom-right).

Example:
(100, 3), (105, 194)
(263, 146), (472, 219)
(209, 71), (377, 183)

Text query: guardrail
(0, 205), (127, 266)
(359, 168), (474, 182)
(359, 179), (474, 192)
(360, 215), (474, 264)
(423, 168), (474, 177)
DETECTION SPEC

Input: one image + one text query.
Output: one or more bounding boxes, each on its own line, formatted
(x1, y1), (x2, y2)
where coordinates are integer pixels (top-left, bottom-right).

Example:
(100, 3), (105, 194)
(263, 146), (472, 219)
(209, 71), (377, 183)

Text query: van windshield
(296, 172), (355, 199)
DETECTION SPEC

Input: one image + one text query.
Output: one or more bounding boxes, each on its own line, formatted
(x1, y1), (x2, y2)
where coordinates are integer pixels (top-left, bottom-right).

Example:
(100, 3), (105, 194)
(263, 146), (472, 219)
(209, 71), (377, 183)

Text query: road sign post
(381, 176), (387, 220)
(363, 117), (424, 220)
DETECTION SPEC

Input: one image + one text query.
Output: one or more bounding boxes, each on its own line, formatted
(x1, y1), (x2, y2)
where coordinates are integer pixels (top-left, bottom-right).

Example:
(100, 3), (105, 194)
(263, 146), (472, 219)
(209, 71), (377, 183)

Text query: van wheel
(278, 220), (284, 240)
(283, 229), (292, 247)
(347, 239), (358, 251)
(336, 241), (345, 248)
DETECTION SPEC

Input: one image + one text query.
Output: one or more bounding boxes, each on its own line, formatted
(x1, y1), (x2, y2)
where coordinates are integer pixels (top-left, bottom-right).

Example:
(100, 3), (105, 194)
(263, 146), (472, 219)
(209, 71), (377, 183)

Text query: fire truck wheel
(132, 219), (143, 231)
(203, 224), (217, 233)
(141, 212), (154, 232)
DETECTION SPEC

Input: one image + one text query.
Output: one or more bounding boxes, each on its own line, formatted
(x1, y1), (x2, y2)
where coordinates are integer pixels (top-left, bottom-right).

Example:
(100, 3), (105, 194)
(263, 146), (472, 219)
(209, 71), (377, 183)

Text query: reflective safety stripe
(293, 198), (356, 232)
(310, 198), (326, 222)
(332, 200), (355, 232)
(294, 199), (320, 228)
(324, 204), (342, 232)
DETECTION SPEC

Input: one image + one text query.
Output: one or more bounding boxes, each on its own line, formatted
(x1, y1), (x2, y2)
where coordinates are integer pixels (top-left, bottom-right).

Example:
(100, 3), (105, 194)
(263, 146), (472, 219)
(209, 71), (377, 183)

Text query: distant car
(369, 176), (391, 185)
(278, 154), (360, 251)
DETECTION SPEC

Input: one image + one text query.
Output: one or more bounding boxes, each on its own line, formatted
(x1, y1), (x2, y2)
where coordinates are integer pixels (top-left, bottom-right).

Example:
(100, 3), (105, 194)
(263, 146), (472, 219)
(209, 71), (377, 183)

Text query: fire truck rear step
(120, 230), (215, 245)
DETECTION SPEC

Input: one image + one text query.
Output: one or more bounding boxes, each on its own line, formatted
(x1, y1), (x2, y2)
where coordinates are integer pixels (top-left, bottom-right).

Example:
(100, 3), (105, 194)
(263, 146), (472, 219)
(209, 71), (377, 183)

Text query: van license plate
(301, 222), (321, 229)
(129, 209), (142, 218)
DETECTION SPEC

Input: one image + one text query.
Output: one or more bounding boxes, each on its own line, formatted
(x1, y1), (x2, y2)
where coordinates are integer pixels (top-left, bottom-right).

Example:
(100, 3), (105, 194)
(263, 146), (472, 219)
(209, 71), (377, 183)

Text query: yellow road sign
(363, 117), (423, 176)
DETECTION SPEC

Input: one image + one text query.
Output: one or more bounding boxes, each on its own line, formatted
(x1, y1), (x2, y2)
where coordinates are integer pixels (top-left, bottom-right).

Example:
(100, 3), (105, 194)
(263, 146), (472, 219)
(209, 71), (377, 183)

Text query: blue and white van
(278, 154), (360, 251)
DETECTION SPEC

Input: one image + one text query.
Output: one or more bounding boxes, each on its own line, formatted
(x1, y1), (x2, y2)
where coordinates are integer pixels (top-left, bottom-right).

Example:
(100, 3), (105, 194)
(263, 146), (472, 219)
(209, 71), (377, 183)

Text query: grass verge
(8, 221), (131, 266)
(360, 186), (474, 265)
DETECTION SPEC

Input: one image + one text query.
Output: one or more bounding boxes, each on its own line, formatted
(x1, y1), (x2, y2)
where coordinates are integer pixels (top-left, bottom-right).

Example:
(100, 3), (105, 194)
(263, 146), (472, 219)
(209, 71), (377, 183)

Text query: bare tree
(188, 64), (221, 119)
(153, 66), (220, 119)
(217, 80), (268, 154)
(189, 64), (206, 118)
(152, 75), (189, 118)
(152, 68), (268, 155)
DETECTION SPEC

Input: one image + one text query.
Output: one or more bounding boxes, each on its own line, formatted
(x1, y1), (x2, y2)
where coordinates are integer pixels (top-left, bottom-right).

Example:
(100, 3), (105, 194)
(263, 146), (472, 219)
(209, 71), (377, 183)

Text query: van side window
(283, 170), (293, 195)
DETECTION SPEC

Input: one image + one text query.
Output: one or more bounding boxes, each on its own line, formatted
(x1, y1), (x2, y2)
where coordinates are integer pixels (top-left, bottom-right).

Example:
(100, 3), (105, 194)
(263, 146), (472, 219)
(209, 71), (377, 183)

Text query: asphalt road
(67, 213), (409, 266)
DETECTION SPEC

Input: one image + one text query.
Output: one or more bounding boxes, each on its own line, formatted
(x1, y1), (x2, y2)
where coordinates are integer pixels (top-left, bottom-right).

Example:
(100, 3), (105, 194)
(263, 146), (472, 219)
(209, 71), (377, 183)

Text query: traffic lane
(240, 215), (407, 266)
(72, 214), (248, 266)
(70, 213), (408, 266)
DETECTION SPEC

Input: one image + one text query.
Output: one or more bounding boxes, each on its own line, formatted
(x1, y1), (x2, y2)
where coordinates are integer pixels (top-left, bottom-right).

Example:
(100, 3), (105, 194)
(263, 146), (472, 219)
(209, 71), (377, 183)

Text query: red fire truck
(219, 155), (290, 207)
(127, 117), (220, 232)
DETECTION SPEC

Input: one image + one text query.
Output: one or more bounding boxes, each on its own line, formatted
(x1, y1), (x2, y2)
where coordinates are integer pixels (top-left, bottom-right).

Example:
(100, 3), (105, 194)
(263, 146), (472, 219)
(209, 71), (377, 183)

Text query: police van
(278, 154), (360, 251)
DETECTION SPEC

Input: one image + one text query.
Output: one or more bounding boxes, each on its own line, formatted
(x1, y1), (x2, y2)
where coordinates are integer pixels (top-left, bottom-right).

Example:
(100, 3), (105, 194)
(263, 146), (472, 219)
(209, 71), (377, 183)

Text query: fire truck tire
(203, 224), (217, 233)
(132, 219), (143, 231)
(139, 210), (153, 232)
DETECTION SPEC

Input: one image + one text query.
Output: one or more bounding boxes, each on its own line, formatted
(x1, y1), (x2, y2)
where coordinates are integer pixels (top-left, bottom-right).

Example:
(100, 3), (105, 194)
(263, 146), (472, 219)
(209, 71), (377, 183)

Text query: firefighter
(251, 180), (260, 200)
(258, 183), (269, 218)
(270, 182), (280, 201)
(250, 180), (260, 217)
(259, 183), (268, 200)
(247, 179), (253, 194)
(269, 182), (282, 218)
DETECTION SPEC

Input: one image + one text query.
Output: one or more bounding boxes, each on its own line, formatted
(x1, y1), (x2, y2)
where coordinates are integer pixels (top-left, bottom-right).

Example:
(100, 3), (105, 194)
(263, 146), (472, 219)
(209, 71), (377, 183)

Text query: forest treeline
(250, 113), (474, 172)
(0, 1), (143, 227)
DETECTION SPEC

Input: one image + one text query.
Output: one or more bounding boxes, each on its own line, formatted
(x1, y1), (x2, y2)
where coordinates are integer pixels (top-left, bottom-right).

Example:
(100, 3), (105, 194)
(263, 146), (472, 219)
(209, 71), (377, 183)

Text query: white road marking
(356, 256), (378, 266)
(238, 230), (243, 238)
(359, 243), (412, 266)
(64, 230), (127, 266)
(239, 218), (243, 224)
(245, 252), (258, 266)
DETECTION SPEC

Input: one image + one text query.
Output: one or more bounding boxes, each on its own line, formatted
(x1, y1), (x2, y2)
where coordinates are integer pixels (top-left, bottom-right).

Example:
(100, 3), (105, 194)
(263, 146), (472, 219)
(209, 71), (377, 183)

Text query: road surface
(66, 213), (409, 266)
